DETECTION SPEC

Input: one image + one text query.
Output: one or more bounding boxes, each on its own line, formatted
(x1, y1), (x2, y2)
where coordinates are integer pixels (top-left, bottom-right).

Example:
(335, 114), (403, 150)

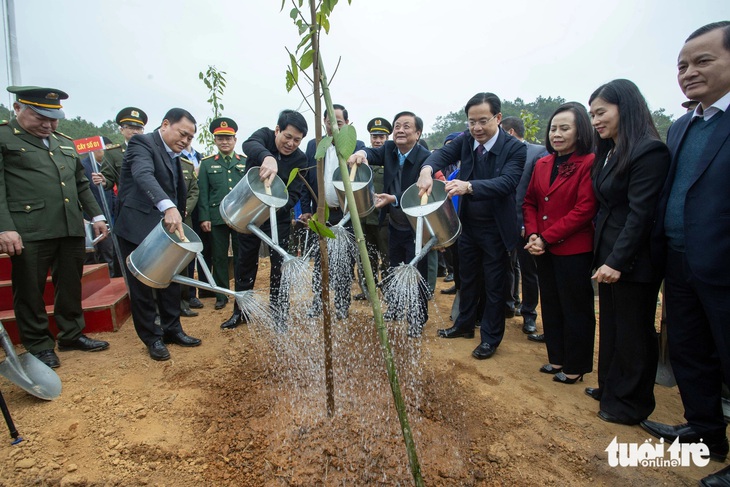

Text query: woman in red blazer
(523, 102), (598, 384)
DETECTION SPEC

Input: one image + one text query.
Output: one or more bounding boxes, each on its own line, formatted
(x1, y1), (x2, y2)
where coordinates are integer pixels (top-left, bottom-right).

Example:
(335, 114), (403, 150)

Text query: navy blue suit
(652, 107), (730, 436)
(424, 129), (526, 347)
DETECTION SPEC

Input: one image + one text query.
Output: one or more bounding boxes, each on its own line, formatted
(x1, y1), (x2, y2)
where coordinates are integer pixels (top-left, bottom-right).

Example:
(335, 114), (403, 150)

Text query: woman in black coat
(587, 79), (670, 425)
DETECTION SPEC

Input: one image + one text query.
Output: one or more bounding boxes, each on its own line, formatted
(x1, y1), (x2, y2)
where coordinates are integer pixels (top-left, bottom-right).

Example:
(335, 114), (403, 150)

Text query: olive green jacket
(0, 119), (102, 241)
(197, 152), (246, 226)
(181, 157), (199, 226)
(100, 141), (126, 190)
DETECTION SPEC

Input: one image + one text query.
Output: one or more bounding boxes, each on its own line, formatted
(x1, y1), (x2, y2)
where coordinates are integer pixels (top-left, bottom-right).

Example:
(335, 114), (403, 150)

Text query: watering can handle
(420, 194), (428, 206)
(349, 164), (358, 182)
(264, 182), (272, 196)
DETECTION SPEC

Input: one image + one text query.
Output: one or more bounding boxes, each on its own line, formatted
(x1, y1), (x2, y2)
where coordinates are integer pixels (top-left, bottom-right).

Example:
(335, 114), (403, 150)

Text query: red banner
(73, 136), (105, 154)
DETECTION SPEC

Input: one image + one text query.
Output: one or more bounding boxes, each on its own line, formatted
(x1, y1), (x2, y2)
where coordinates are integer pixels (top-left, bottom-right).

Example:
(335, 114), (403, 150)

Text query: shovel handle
(175, 228), (189, 242)
(349, 164), (358, 182)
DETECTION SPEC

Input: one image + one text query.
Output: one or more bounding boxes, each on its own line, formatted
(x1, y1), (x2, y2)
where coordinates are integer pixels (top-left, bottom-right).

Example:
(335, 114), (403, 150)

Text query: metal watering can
(219, 167), (296, 263)
(84, 222), (108, 252)
(126, 220), (255, 307)
(401, 179), (462, 266)
(332, 163), (375, 221)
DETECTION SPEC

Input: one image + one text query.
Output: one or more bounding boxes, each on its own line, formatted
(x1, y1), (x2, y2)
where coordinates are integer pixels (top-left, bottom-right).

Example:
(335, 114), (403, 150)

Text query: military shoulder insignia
(106, 143), (121, 150)
(54, 131), (73, 140)
(201, 154), (215, 161)
(0, 120), (7, 125)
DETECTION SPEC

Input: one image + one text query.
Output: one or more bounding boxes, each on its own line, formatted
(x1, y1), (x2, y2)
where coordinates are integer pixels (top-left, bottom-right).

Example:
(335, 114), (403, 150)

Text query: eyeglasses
(467, 114), (500, 128)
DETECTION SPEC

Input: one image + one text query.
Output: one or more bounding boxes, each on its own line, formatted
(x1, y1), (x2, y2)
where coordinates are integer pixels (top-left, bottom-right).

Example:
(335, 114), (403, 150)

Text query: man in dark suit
(418, 92), (526, 359)
(641, 22), (730, 484)
(0, 86), (110, 369)
(348, 111), (432, 337)
(501, 116), (548, 338)
(114, 108), (202, 361)
(220, 109), (309, 330)
(300, 104), (365, 320)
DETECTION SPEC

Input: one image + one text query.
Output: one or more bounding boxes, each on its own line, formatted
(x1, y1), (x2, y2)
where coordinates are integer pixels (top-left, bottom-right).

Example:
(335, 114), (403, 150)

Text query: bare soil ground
(0, 257), (723, 486)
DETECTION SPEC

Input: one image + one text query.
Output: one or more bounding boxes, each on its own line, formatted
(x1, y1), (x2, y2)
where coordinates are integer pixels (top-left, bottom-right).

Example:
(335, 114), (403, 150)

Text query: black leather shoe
(527, 333), (545, 343)
(148, 339), (170, 361)
(539, 364), (562, 374)
(444, 273), (454, 283)
(189, 297), (204, 309)
(472, 342), (496, 359)
(180, 308), (199, 318)
(598, 410), (642, 425)
(58, 335), (110, 352)
(553, 371), (584, 384)
(437, 325), (475, 339)
(640, 420), (729, 462)
(505, 307), (516, 319)
(214, 298), (228, 310)
(700, 464), (730, 487)
(440, 285), (457, 295)
(163, 331), (202, 347)
(32, 349), (60, 369)
(221, 312), (245, 330)
(522, 318), (537, 334)
(585, 387), (601, 401)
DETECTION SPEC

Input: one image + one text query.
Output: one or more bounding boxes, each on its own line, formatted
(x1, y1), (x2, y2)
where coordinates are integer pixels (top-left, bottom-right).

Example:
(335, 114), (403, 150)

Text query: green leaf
(289, 53), (299, 83)
(308, 219), (335, 239)
(320, 15), (330, 34)
(334, 124), (357, 161)
(286, 70), (296, 92)
(198, 72), (204, 80)
(289, 7), (298, 20)
(286, 168), (299, 188)
(297, 32), (313, 51)
(300, 49), (314, 70)
(315, 136), (333, 159)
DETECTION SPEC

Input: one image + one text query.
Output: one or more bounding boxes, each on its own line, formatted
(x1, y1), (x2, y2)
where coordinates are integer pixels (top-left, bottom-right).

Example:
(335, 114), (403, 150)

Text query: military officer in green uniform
(354, 117), (392, 300)
(198, 117), (246, 309)
(0, 86), (111, 368)
(179, 156), (200, 316)
(91, 107), (148, 191)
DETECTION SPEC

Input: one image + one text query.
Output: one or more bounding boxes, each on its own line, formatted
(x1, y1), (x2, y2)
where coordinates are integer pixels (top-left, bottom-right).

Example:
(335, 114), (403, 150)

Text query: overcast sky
(1, 0), (723, 148)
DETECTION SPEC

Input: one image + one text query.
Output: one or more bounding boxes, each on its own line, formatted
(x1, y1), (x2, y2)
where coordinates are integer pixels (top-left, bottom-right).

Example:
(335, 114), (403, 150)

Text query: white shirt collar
(472, 129), (500, 153)
(693, 91), (730, 121)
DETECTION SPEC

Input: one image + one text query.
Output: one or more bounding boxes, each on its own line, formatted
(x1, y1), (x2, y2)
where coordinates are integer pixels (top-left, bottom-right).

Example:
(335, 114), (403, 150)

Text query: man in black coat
(115, 108), (202, 361)
(418, 93), (526, 359)
(641, 22), (730, 484)
(349, 111), (432, 337)
(220, 110), (309, 330)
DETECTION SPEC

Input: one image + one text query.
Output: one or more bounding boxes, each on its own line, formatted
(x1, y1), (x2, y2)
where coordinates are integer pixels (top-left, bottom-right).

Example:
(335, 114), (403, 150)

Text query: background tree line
(422, 96), (676, 149)
(2, 96), (676, 151)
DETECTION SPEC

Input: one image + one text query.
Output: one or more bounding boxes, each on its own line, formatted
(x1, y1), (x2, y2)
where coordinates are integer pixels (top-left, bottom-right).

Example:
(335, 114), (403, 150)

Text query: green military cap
(116, 107), (148, 127)
(209, 117), (238, 135)
(367, 117), (392, 135)
(7, 85), (68, 119)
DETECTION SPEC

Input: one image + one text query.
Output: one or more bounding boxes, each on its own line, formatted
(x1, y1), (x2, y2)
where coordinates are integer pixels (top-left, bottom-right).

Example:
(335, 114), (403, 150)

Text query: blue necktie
(398, 152), (406, 166)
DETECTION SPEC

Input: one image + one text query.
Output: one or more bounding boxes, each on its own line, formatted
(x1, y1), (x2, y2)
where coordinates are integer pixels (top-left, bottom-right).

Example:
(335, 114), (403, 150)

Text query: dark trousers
(311, 207), (353, 315)
(388, 225), (429, 326)
(536, 252), (595, 375)
(235, 218), (291, 316)
(516, 238), (539, 321)
(210, 223), (239, 300)
(11, 237), (86, 353)
(505, 248), (519, 311)
(597, 279), (661, 422)
(665, 249), (730, 436)
(454, 224), (508, 347)
(362, 222), (389, 283)
(85, 234), (119, 278)
(118, 237), (183, 346)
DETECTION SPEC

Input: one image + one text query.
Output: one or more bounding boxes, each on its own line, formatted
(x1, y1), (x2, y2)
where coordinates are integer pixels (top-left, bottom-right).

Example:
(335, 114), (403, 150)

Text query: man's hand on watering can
(163, 207), (183, 235)
(417, 166), (434, 197)
(347, 151), (368, 167)
(374, 193), (395, 209)
(260, 156), (279, 186)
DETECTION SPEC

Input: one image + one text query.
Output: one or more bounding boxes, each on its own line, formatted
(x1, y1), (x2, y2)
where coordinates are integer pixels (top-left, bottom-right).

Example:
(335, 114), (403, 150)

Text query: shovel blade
(0, 353), (62, 400)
